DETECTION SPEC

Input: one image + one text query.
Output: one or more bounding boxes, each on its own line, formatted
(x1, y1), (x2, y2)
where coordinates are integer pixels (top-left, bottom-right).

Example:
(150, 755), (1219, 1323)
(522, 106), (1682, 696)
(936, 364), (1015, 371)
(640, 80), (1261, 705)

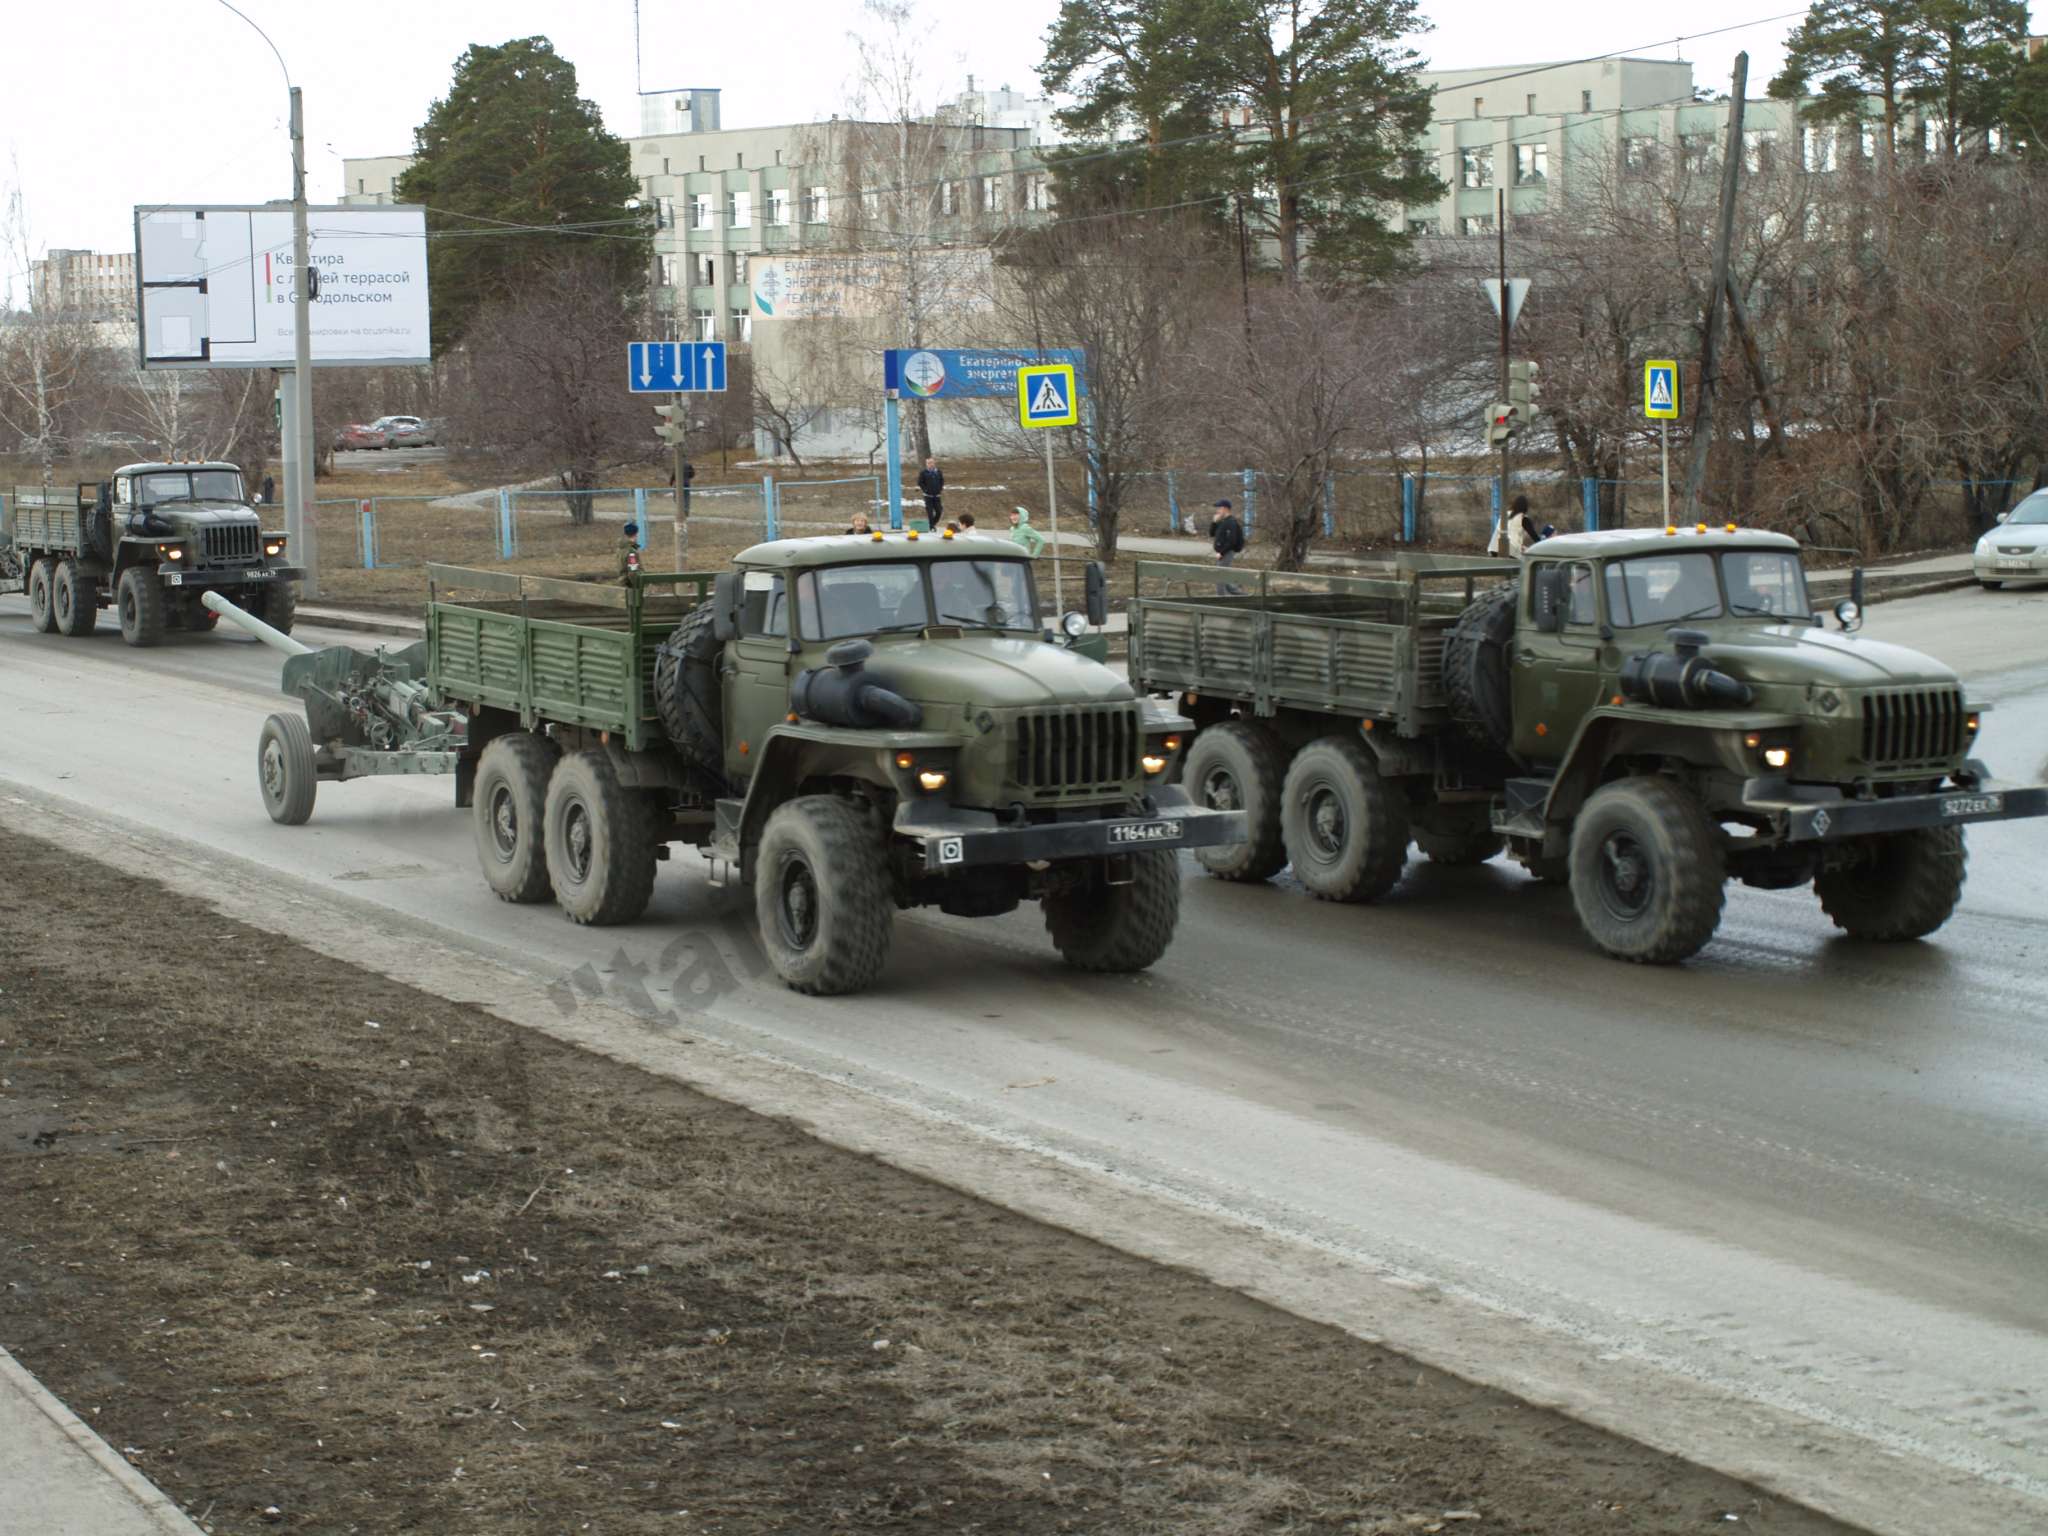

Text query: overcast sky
(1, 0), (1820, 299)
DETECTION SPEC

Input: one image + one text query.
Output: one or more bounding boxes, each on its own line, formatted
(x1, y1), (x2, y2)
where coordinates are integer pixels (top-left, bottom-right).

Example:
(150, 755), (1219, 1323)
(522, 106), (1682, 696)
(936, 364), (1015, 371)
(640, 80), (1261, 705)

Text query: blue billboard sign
(883, 347), (1087, 401)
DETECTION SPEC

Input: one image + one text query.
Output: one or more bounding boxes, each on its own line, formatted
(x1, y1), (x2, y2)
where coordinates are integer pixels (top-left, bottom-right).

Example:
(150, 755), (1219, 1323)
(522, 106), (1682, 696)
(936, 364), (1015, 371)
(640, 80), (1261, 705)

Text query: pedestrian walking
(1489, 494), (1538, 558)
(917, 456), (945, 530)
(1008, 507), (1046, 557)
(616, 521), (641, 577)
(258, 474), (275, 505)
(1211, 499), (1246, 594)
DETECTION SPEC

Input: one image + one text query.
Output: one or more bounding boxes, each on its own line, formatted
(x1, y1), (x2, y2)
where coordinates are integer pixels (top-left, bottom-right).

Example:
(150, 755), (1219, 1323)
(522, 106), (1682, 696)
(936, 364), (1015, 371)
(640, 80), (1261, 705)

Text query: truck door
(724, 571), (790, 782)
(1511, 560), (1606, 762)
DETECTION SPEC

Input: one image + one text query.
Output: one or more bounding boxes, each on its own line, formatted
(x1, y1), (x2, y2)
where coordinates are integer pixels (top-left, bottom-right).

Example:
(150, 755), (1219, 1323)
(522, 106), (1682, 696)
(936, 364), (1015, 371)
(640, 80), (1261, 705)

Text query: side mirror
(710, 571), (741, 642)
(1996, 511), (2010, 524)
(1084, 560), (1108, 627)
(1530, 565), (1566, 633)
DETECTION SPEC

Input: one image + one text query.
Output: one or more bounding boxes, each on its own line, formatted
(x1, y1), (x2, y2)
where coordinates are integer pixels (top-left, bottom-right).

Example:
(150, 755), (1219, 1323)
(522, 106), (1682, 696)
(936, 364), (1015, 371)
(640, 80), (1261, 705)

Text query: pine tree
(397, 38), (641, 350)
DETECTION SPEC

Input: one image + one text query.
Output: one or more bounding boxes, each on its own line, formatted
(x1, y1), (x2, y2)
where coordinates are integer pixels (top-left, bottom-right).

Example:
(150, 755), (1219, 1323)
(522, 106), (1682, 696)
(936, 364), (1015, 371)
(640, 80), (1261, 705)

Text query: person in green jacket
(1008, 506), (1046, 557)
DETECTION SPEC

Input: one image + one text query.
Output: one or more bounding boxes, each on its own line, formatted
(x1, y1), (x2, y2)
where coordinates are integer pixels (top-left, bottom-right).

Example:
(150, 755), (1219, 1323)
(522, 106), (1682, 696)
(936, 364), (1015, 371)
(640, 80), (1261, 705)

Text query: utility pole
(288, 85), (317, 596)
(1235, 193), (1254, 347)
(1682, 52), (1748, 522)
(1495, 188), (1511, 553)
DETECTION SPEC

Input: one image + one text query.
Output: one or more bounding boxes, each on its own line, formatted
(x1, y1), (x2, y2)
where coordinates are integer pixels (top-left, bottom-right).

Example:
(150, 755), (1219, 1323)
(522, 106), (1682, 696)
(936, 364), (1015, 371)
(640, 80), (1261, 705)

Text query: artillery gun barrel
(202, 590), (315, 657)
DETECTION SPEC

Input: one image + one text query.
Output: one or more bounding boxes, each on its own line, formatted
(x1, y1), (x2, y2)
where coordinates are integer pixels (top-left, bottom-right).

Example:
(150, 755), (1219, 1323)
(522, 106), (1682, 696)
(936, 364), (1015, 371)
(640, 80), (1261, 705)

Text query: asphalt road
(2, 586), (2046, 1533)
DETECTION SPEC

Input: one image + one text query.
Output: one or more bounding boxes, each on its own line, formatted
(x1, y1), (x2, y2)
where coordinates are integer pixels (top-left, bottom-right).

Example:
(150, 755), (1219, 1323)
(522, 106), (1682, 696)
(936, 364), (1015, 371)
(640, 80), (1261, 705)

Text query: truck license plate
(1942, 793), (2002, 817)
(1109, 819), (1183, 846)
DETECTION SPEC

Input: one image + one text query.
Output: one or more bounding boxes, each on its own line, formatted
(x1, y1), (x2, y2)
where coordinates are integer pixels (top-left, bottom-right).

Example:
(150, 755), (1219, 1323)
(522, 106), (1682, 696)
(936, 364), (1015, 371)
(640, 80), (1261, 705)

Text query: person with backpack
(1211, 499), (1246, 593)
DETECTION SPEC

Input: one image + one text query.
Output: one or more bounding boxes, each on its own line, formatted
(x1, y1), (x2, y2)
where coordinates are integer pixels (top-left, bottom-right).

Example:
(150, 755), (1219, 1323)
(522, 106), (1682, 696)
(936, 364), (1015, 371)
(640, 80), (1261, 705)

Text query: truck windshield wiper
(935, 607), (1013, 628)
(1727, 601), (1780, 617)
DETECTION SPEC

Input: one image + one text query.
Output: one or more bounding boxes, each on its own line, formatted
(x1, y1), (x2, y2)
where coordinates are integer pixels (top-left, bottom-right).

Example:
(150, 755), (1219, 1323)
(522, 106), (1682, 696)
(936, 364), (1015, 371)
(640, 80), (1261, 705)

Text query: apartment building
(29, 248), (136, 318)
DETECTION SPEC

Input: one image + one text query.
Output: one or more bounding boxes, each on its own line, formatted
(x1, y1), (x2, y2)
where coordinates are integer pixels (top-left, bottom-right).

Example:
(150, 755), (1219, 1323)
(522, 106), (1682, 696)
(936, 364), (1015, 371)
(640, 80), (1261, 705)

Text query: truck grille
(1013, 705), (1140, 796)
(201, 523), (260, 564)
(1859, 687), (1965, 770)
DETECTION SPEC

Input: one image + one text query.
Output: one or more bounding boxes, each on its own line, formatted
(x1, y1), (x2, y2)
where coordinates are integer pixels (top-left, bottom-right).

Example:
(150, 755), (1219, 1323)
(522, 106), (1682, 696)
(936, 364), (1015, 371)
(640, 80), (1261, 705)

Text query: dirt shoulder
(0, 832), (1850, 1536)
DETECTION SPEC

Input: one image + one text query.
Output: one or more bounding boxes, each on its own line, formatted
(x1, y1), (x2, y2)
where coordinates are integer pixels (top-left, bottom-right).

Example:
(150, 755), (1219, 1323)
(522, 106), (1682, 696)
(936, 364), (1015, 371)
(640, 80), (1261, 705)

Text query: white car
(1974, 488), (2048, 589)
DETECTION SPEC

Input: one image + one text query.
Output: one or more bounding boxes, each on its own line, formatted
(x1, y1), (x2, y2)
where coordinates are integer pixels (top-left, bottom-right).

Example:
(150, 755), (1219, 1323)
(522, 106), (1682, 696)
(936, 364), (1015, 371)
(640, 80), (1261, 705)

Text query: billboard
(882, 347), (1086, 401)
(135, 204), (431, 369)
(750, 250), (991, 321)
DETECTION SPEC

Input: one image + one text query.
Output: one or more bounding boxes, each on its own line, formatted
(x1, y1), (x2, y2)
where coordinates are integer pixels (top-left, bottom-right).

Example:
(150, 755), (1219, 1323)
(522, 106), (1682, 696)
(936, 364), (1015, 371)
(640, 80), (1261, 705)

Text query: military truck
(1130, 528), (2048, 964)
(230, 533), (1243, 996)
(3, 461), (299, 645)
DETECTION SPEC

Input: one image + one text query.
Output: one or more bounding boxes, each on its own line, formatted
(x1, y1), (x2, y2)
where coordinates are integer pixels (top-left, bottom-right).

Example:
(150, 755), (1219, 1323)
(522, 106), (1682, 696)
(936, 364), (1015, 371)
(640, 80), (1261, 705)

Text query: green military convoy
(8, 454), (2045, 987)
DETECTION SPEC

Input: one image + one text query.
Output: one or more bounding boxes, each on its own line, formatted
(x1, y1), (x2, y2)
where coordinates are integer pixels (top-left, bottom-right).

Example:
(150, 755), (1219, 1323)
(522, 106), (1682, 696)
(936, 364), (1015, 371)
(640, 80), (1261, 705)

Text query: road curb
(297, 607), (422, 639)
(0, 1346), (205, 1534)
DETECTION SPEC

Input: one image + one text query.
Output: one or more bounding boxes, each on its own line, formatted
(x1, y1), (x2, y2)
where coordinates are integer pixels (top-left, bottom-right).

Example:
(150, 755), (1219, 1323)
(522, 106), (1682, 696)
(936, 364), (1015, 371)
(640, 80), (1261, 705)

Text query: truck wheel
(1181, 721), (1287, 881)
(1814, 828), (1965, 941)
(1281, 736), (1410, 902)
(184, 596), (220, 632)
(257, 712), (318, 825)
(473, 733), (561, 903)
(27, 559), (56, 633)
(653, 603), (724, 783)
(755, 795), (892, 995)
(1414, 815), (1501, 866)
(1045, 849), (1181, 973)
(1569, 778), (1725, 963)
(259, 580), (298, 637)
(1442, 583), (1519, 751)
(53, 558), (99, 638)
(116, 568), (166, 647)
(544, 750), (659, 926)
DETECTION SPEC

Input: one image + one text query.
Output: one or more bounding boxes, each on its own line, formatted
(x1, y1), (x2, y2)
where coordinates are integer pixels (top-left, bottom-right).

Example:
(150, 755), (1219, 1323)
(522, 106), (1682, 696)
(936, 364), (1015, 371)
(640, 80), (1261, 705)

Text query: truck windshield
(132, 470), (245, 506)
(1720, 551), (1808, 617)
(798, 562), (930, 639)
(929, 559), (1037, 630)
(1603, 553), (1722, 626)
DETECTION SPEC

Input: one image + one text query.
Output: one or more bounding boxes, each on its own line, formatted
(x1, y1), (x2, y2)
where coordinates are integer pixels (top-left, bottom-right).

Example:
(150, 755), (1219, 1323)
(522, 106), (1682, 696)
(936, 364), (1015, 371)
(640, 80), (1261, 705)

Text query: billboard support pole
(289, 86), (319, 596)
(884, 396), (903, 530)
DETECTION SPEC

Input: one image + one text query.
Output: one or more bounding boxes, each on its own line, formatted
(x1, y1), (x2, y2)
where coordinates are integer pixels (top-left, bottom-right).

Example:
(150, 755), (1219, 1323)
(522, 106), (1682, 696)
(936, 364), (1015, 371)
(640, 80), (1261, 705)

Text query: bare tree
(0, 181), (97, 487)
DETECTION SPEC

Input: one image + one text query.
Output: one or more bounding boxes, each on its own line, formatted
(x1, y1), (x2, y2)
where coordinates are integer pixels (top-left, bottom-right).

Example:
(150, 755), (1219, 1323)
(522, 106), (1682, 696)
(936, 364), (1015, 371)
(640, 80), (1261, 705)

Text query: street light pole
(289, 85), (317, 595)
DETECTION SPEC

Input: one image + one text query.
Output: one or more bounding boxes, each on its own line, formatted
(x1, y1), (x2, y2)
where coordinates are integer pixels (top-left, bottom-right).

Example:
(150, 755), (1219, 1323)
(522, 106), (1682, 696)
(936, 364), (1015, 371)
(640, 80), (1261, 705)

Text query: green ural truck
(2, 461), (300, 644)
(240, 534), (1242, 996)
(1131, 528), (2048, 964)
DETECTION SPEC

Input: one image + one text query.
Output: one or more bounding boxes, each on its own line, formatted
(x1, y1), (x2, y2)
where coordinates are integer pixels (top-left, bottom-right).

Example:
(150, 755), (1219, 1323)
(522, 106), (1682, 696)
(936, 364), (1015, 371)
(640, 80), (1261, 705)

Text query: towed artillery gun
(201, 591), (467, 824)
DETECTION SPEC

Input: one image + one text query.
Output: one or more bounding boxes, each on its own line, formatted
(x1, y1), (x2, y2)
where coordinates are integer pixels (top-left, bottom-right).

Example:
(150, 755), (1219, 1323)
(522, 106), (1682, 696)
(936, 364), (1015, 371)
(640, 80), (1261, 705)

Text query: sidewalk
(0, 1347), (203, 1534)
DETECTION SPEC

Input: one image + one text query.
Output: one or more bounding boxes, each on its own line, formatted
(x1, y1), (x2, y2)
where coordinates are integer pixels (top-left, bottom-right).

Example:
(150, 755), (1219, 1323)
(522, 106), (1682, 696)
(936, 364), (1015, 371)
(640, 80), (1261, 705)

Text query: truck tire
(1044, 849), (1181, 973)
(1281, 736), (1410, 902)
(259, 580), (298, 637)
(1814, 828), (1965, 941)
(27, 559), (56, 633)
(1442, 582), (1518, 751)
(544, 750), (659, 926)
(1569, 777), (1725, 964)
(653, 603), (724, 782)
(755, 795), (893, 995)
(473, 733), (561, 903)
(1181, 721), (1288, 882)
(257, 712), (318, 825)
(117, 567), (166, 647)
(182, 595), (220, 632)
(53, 558), (98, 638)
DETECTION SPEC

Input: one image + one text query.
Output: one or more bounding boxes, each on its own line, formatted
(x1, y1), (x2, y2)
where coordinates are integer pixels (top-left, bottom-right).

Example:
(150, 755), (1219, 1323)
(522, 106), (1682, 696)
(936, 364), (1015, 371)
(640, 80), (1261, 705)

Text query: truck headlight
(1763, 746), (1792, 770)
(264, 539), (285, 556)
(917, 769), (948, 792)
(1060, 611), (1088, 639)
(1141, 754), (1168, 775)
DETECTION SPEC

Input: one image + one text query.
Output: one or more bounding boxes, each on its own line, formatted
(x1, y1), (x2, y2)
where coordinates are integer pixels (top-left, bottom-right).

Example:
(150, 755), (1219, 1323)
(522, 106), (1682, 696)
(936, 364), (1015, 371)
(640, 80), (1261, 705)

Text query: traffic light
(654, 403), (686, 445)
(1507, 360), (1540, 415)
(1485, 402), (1521, 447)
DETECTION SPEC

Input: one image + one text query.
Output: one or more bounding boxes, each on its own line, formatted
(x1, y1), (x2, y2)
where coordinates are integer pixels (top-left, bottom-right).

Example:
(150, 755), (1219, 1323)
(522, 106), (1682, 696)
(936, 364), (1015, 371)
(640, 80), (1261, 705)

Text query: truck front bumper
(159, 565), (304, 587)
(897, 787), (1246, 872)
(1743, 768), (2048, 841)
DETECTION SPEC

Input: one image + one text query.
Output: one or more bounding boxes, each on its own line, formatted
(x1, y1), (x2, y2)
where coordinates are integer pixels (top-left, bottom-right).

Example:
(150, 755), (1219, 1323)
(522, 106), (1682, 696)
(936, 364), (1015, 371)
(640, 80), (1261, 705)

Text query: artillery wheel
(27, 559), (56, 633)
(1044, 849), (1181, 974)
(117, 567), (166, 647)
(755, 795), (893, 995)
(258, 712), (318, 825)
(53, 557), (99, 638)
(473, 732), (560, 904)
(544, 750), (658, 926)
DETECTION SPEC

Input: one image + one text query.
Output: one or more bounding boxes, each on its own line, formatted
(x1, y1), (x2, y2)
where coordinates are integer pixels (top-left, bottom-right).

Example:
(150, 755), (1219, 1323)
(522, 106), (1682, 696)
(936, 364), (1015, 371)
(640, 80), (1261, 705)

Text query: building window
(1803, 127), (1837, 173)
(736, 152), (744, 167)
(695, 254), (715, 287)
(1859, 123), (1881, 160)
(768, 187), (790, 225)
(659, 254), (679, 286)
(1473, 96), (1485, 117)
(692, 308), (716, 342)
(1460, 214), (1494, 237)
(728, 190), (752, 227)
(1514, 144), (1547, 185)
(657, 196), (675, 229)
(698, 155), (706, 171)
(1622, 135), (1660, 176)
(1743, 128), (1779, 172)
(806, 185), (829, 223)
(1525, 93), (1537, 116)
(356, 178), (365, 193)
(732, 308), (752, 342)
(691, 194), (712, 229)
(939, 179), (958, 215)
(730, 252), (748, 286)
(775, 149), (783, 165)
(1407, 216), (1439, 235)
(1460, 146), (1493, 188)
(1681, 133), (1715, 174)
(1023, 173), (1049, 211)
(861, 187), (882, 220)
(981, 176), (1005, 212)
(1581, 90), (1593, 112)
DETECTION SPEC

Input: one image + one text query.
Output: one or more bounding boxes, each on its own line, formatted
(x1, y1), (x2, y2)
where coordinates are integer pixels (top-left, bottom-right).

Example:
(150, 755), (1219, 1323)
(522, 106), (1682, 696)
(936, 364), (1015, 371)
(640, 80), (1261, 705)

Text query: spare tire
(1441, 582), (1518, 752)
(653, 602), (725, 784)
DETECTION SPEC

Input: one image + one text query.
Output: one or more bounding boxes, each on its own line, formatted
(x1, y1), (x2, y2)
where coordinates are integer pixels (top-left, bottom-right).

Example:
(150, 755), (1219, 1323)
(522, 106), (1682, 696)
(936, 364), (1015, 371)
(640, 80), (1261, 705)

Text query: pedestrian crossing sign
(1644, 359), (1680, 420)
(1017, 363), (1078, 429)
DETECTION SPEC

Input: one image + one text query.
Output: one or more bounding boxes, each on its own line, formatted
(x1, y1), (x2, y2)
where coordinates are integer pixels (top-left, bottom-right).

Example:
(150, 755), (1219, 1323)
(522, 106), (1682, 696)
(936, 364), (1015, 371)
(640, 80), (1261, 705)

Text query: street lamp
(212, 0), (317, 595)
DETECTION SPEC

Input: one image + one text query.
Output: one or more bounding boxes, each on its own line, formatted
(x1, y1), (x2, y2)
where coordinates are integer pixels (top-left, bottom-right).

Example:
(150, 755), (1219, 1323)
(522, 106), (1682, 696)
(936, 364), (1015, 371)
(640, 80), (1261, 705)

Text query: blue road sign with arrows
(628, 340), (728, 393)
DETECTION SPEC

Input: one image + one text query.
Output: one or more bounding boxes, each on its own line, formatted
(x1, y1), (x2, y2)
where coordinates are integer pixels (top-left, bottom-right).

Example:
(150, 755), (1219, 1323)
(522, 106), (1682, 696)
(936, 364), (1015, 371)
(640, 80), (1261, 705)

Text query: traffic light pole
(671, 391), (689, 570)
(1495, 190), (1511, 557)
